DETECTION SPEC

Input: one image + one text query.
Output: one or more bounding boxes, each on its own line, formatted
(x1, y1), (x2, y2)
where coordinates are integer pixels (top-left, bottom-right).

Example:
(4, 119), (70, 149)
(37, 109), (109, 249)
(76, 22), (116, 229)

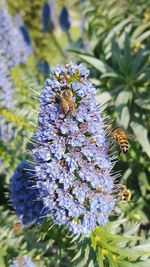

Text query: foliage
(73, 219), (150, 267)
(71, 0), (150, 227)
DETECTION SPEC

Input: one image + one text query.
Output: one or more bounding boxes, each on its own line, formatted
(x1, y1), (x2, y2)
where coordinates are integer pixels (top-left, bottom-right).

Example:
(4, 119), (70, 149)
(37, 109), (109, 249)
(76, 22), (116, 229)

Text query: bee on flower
(32, 62), (117, 234)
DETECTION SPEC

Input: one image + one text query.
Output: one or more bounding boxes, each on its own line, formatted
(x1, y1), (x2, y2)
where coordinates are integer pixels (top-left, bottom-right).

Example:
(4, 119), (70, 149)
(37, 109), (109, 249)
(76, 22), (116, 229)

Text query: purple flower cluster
(11, 161), (48, 225)
(0, 7), (32, 66)
(0, 49), (14, 143)
(0, 8), (32, 144)
(0, 49), (14, 108)
(42, 2), (55, 32)
(11, 255), (37, 267)
(33, 62), (116, 234)
(59, 7), (71, 32)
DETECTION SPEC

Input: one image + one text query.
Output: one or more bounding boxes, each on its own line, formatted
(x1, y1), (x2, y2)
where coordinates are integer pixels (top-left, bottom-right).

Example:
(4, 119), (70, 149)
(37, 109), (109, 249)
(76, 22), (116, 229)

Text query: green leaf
(88, 260), (95, 267)
(101, 72), (121, 79)
(124, 33), (132, 71)
(104, 18), (132, 46)
(71, 249), (82, 262)
(94, 227), (135, 243)
(138, 172), (149, 195)
(111, 37), (122, 68)
(132, 22), (150, 39)
(115, 91), (132, 106)
(90, 78), (101, 86)
(78, 54), (111, 73)
(68, 48), (93, 57)
(70, 234), (80, 243)
(118, 258), (150, 267)
(85, 245), (90, 261)
(95, 92), (112, 105)
(115, 91), (132, 123)
(131, 50), (146, 75)
(87, 22), (95, 39)
(130, 122), (150, 158)
(120, 106), (130, 129)
(104, 219), (127, 233)
(97, 247), (104, 267)
(133, 244), (150, 252)
(107, 252), (119, 267)
(103, 242), (148, 260)
(134, 30), (150, 44)
(122, 222), (140, 237)
(135, 98), (150, 110)
(90, 233), (97, 250)
(73, 256), (88, 267)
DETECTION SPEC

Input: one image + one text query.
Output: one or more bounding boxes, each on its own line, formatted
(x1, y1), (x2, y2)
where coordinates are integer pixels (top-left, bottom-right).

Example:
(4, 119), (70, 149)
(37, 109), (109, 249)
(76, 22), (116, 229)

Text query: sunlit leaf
(96, 92), (112, 105)
(130, 122), (150, 158)
(107, 252), (119, 267)
(135, 98), (150, 110)
(78, 55), (112, 73)
(97, 247), (104, 267)
(104, 18), (132, 45)
(120, 106), (130, 129)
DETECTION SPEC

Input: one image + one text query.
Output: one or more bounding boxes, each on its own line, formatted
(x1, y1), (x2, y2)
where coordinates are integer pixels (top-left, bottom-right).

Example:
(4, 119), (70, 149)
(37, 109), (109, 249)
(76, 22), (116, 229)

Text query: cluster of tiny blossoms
(33, 62), (116, 234)
(0, 49), (14, 108)
(0, 8), (32, 143)
(11, 161), (48, 225)
(0, 49), (15, 143)
(0, 7), (32, 66)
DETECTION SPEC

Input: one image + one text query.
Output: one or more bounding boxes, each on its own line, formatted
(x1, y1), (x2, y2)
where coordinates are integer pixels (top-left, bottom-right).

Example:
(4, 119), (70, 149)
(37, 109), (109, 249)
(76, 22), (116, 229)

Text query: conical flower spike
(33, 62), (116, 234)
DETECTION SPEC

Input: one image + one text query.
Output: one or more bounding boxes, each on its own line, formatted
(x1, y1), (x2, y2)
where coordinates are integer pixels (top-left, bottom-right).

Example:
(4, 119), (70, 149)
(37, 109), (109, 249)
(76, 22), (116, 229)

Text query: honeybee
(87, 187), (107, 202)
(118, 184), (131, 201)
(60, 90), (76, 114)
(16, 255), (26, 266)
(13, 222), (22, 234)
(111, 127), (128, 154)
(95, 187), (107, 195)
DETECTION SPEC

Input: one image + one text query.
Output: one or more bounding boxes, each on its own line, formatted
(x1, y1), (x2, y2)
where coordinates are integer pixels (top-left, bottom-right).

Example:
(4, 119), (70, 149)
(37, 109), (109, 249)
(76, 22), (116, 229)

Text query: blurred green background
(0, 0), (150, 266)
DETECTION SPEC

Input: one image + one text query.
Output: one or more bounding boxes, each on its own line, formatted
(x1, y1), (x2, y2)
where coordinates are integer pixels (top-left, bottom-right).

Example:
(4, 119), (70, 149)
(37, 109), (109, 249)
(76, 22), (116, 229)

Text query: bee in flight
(111, 127), (129, 154)
(118, 184), (131, 201)
(60, 90), (76, 114)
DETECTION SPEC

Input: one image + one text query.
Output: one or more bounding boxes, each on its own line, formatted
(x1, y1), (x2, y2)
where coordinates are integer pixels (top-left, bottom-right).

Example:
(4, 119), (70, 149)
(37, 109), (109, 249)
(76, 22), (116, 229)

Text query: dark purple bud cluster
(11, 161), (48, 225)
(59, 7), (71, 32)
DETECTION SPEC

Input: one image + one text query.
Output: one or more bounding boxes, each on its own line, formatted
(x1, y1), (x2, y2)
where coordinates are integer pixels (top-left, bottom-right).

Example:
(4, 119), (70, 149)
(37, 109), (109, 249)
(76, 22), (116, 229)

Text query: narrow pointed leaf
(97, 247), (104, 267)
(79, 54), (112, 73)
(130, 122), (150, 158)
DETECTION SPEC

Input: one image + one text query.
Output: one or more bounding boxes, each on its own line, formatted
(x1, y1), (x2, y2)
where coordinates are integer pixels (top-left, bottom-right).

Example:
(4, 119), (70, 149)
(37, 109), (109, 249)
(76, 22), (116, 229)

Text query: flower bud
(59, 7), (71, 32)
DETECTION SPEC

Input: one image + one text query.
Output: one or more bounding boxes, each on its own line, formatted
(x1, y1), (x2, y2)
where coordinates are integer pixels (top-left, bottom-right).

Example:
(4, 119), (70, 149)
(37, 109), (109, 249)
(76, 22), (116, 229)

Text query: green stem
(66, 30), (73, 44)
(50, 31), (66, 59)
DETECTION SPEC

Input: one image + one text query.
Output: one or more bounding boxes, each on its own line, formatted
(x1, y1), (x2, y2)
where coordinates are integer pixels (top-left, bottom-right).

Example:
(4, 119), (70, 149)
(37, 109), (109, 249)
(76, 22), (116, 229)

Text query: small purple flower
(33, 62), (116, 234)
